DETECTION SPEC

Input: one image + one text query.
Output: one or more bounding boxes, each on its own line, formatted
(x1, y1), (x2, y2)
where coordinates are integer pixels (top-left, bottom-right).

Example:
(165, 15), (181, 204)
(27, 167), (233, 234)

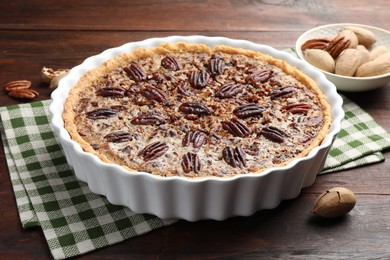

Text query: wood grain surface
(1, 0), (390, 259)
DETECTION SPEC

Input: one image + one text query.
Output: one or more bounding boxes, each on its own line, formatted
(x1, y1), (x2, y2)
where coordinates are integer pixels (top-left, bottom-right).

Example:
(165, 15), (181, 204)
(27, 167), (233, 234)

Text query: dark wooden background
(1, 0), (390, 259)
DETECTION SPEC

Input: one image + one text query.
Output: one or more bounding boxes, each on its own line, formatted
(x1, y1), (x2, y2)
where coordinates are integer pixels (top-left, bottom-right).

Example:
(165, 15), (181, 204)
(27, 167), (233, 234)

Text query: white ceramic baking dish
(50, 36), (344, 221)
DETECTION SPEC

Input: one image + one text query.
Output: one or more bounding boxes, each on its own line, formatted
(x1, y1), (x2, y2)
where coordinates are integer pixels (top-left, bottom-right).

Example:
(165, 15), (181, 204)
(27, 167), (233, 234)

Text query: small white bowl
(50, 36), (344, 221)
(296, 23), (390, 92)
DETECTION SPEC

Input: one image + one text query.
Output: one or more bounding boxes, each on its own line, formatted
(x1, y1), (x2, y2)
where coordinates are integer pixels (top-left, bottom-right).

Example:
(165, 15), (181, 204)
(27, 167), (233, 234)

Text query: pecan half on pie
(64, 43), (331, 178)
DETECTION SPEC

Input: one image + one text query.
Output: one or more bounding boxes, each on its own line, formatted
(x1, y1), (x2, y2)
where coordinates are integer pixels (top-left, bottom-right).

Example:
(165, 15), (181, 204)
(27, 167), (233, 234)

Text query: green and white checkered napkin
(0, 101), (176, 259)
(1, 97), (390, 259)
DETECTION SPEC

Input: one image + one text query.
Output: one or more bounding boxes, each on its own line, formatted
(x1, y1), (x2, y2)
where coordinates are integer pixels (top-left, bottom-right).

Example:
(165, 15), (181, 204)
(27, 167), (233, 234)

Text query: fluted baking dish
(50, 36), (344, 221)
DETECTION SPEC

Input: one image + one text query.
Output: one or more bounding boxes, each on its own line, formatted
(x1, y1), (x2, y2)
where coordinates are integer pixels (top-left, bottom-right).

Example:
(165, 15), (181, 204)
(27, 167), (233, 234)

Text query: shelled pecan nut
(139, 141), (169, 161)
(233, 103), (265, 118)
(222, 146), (247, 168)
(260, 126), (289, 143)
(301, 38), (330, 50)
(181, 152), (202, 173)
(140, 85), (168, 103)
(189, 70), (210, 89)
(131, 113), (165, 125)
(245, 70), (273, 85)
(215, 82), (245, 99)
(282, 103), (312, 114)
(161, 56), (182, 71)
(96, 87), (125, 97)
(270, 86), (296, 100)
(4, 80), (32, 92)
(222, 118), (251, 137)
(182, 130), (207, 148)
(325, 35), (351, 59)
(124, 62), (147, 82)
(209, 56), (225, 76)
(104, 131), (133, 143)
(86, 108), (120, 119)
(8, 88), (39, 99)
(178, 102), (213, 115)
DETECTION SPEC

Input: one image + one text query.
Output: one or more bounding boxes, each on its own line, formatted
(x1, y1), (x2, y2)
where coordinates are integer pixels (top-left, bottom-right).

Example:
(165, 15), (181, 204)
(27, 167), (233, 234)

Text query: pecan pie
(64, 43), (331, 178)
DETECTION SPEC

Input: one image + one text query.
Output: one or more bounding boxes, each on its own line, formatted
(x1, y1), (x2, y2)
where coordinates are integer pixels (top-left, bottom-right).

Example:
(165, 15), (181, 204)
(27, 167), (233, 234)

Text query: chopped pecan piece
(124, 62), (147, 82)
(140, 85), (168, 103)
(104, 131), (133, 143)
(270, 86), (296, 100)
(182, 130), (207, 148)
(222, 118), (251, 137)
(215, 82), (245, 99)
(222, 146), (247, 168)
(178, 102), (212, 115)
(209, 132), (221, 145)
(181, 152), (202, 173)
(260, 126), (289, 143)
(282, 103), (311, 114)
(297, 115), (323, 126)
(86, 108), (120, 119)
(110, 105), (127, 111)
(246, 70), (272, 86)
(189, 70), (210, 89)
(233, 103), (265, 119)
(96, 87), (125, 97)
(122, 145), (132, 154)
(209, 56), (225, 76)
(176, 82), (193, 96)
(91, 144), (100, 150)
(131, 113), (165, 125)
(161, 56), (182, 71)
(138, 141), (169, 161)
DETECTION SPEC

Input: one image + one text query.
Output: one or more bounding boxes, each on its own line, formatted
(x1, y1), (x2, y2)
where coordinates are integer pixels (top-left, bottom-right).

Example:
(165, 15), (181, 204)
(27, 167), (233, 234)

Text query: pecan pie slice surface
(64, 43), (331, 178)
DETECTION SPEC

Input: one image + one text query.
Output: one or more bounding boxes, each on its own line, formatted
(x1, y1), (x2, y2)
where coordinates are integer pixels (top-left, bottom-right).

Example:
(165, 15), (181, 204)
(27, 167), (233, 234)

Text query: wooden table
(1, 1), (390, 258)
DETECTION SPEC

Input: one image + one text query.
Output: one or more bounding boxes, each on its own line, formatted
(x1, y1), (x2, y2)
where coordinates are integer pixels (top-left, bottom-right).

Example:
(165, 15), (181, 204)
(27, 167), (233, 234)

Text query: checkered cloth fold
(1, 97), (389, 259)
